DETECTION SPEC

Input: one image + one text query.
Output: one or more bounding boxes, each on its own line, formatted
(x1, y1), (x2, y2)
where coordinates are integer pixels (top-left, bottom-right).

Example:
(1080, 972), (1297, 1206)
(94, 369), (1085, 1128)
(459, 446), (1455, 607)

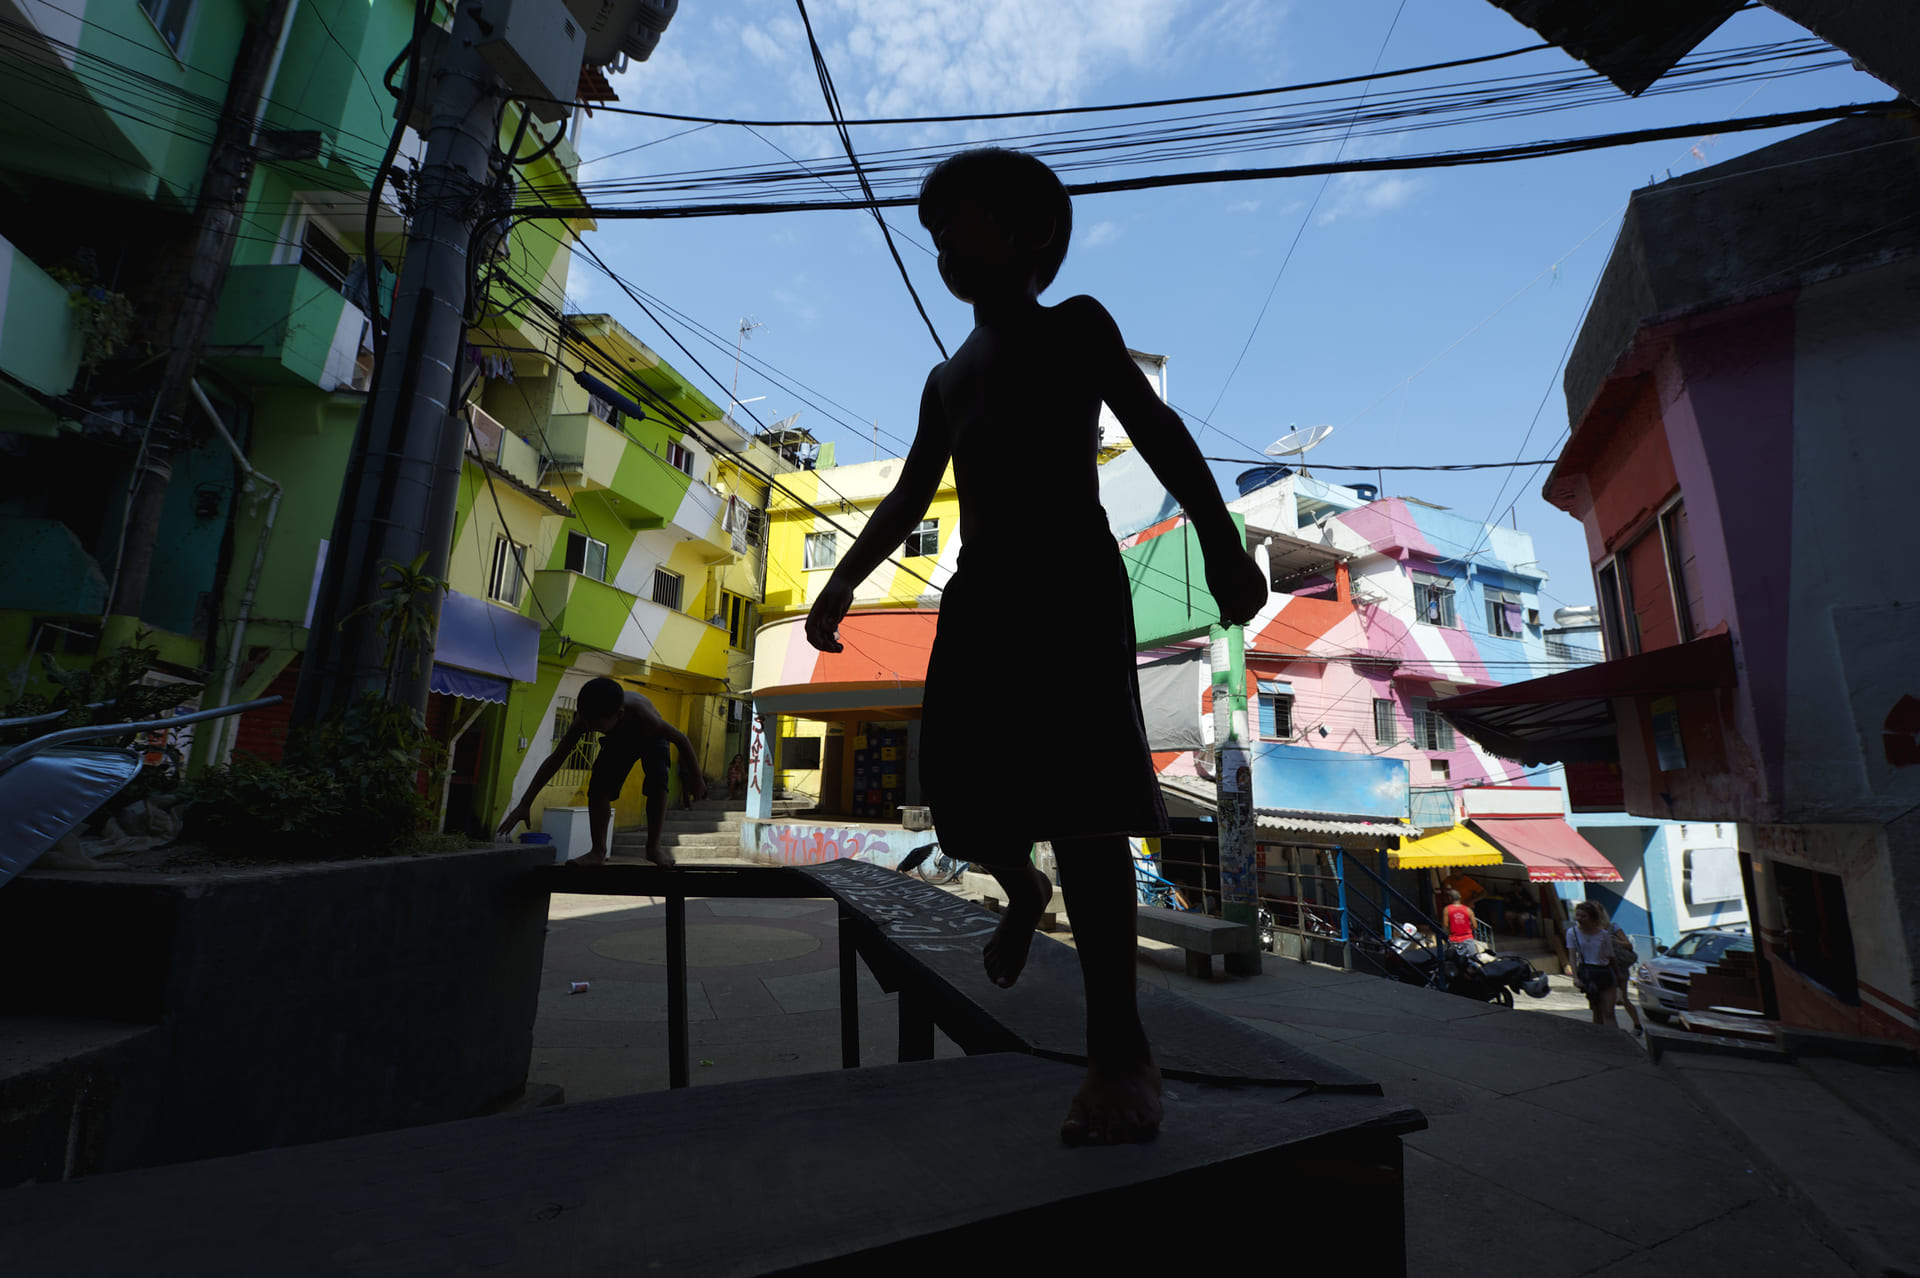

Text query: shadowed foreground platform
(0, 1052), (1422, 1276)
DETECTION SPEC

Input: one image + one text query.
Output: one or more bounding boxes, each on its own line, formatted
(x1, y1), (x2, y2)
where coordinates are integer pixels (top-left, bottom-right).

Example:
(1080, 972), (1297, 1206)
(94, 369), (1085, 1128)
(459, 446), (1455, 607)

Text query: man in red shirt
(1443, 888), (1478, 954)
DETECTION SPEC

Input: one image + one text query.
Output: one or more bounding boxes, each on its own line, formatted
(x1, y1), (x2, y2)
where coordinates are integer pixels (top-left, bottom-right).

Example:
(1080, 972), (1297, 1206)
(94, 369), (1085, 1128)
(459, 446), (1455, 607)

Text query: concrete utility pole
(106, 0), (296, 635)
(294, 8), (504, 726)
(1209, 621), (1261, 974)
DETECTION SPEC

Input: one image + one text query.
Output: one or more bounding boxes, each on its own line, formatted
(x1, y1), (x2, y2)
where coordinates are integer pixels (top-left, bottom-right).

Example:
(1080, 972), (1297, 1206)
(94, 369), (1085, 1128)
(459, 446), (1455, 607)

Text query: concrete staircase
(611, 800), (748, 861)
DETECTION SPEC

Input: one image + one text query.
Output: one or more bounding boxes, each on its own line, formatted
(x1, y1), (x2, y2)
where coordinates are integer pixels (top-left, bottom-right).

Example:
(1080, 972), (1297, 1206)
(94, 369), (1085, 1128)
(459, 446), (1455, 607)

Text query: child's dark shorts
(588, 737), (672, 801)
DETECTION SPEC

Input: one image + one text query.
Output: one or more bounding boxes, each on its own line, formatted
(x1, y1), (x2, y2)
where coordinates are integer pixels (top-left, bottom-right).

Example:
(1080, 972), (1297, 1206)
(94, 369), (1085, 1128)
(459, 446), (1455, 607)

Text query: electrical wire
(1204, 0), (1410, 429)
(791, 0), (946, 358)
(519, 39), (1563, 129)
(501, 100), (1905, 225)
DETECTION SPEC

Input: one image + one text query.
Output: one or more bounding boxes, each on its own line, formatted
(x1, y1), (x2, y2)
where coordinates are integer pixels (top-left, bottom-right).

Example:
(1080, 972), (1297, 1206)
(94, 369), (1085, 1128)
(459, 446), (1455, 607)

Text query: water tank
(1552, 605), (1600, 628)
(1347, 482), (1379, 502)
(1235, 464), (1292, 496)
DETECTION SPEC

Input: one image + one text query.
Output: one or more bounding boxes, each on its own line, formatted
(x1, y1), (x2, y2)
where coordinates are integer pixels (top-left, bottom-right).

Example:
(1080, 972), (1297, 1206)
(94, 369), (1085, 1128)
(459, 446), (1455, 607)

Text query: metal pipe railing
(0, 696), (283, 775)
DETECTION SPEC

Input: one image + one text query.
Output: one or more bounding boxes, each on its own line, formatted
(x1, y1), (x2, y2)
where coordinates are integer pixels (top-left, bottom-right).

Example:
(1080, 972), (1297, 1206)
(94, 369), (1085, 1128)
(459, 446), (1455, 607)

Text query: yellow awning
(1390, 824), (1506, 870)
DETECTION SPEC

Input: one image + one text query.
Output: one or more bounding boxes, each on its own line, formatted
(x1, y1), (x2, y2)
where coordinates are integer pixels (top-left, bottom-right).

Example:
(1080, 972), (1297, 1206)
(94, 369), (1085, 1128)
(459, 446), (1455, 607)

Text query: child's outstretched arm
(1071, 296), (1268, 625)
(805, 369), (955, 652)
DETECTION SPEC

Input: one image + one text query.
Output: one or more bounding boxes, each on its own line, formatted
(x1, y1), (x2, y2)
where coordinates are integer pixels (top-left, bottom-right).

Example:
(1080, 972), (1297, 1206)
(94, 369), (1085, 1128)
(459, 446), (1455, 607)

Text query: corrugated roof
(1255, 813), (1420, 839)
(468, 451), (573, 517)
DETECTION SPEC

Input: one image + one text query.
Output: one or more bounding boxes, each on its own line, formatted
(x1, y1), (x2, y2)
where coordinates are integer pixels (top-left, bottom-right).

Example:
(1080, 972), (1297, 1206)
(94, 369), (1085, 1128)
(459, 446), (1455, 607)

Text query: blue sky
(565, 0), (1887, 613)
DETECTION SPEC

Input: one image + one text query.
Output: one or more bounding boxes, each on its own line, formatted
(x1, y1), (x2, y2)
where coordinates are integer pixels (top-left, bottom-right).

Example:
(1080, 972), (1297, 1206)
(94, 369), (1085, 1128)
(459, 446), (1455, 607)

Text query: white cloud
(1226, 199), (1261, 214)
(1082, 220), (1121, 247)
(1316, 173), (1421, 226)
(804, 0), (1193, 118)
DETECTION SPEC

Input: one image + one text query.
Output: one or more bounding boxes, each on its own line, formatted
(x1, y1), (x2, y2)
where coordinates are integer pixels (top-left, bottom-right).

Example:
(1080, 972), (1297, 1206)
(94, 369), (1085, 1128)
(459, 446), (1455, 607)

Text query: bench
(0, 1053), (1422, 1276)
(796, 860), (1366, 1089)
(1135, 904), (1263, 980)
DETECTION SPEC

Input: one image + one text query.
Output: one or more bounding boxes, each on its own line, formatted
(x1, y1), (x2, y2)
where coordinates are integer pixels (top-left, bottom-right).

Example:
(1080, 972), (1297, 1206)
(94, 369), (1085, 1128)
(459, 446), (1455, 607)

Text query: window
(565, 531), (608, 582)
(1256, 680), (1293, 740)
(1596, 560), (1638, 657)
(1412, 571), (1456, 628)
(548, 695), (601, 789)
(903, 518), (939, 558)
(782, 735), (822, 770)
(1484, 587), (1522, 639)
(1660, 501), (1701, 643)
(1410, 698), (1455, 751)
(743, 507), (766, 547)
(652, 568), (683, 611)
(804, 531), (837, 570)
(666, 441), (694, 474)
(722, 590), (753, 649)
(586, 393), (622, 429)
(1373, 698), (1397, 745)
(488, 536), (528, 606)
(297, 218), (353, 293)
(1430, 759), (1450, 781)
(140, 0), (192, 53)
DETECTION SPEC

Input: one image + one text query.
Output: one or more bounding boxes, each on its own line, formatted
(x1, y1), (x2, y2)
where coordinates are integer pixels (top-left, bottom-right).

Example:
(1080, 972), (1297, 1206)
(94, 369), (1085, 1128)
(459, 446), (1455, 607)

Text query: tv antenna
(729, 316), (765, 407)
(1264, 423), (1334, 471)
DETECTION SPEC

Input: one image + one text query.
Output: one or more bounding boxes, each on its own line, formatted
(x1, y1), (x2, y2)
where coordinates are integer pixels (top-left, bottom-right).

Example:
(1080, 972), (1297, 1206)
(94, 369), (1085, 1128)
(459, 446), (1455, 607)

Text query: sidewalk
(534, 864), (1914, 1277)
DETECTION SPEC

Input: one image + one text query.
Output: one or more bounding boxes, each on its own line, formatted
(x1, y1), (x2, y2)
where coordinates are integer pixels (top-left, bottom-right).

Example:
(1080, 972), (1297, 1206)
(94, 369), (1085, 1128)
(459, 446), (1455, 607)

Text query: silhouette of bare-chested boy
(805, 148), (1267, 1145)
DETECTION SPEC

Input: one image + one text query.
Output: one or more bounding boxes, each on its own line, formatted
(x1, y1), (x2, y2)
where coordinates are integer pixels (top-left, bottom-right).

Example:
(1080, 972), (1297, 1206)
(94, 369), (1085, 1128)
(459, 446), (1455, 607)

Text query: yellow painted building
(759, 452), (959, 803)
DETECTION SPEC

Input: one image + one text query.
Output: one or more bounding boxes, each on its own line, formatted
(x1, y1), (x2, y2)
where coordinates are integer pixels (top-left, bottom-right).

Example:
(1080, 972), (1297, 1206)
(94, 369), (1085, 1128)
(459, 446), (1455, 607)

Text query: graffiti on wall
(748, 714), (766, 795)
(760, 823), (906, 865)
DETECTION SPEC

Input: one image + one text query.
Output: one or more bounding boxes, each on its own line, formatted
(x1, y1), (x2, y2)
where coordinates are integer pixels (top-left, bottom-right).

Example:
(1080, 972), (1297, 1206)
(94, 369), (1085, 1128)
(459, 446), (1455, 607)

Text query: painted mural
(753, 821), (937, 868)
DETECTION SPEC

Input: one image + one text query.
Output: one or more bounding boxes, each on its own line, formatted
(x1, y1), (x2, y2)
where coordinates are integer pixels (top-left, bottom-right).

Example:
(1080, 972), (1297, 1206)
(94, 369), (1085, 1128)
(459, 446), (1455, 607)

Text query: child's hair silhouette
(917, 148), (1073, 290)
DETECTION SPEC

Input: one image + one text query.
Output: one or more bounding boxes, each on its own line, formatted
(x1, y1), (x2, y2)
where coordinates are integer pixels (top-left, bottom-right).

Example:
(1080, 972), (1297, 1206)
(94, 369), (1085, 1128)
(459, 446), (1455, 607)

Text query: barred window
(547, 696), (600, 790)
(1373, 698), (1397, 745)
(1256, 680), (1292, 739)
(804, 532), (837, 570)
(1409, 698), (1456, 751)
(1412, 571), (1456, 628)
(1484, 587), (1521, 639)
(652, 568), (683, 611)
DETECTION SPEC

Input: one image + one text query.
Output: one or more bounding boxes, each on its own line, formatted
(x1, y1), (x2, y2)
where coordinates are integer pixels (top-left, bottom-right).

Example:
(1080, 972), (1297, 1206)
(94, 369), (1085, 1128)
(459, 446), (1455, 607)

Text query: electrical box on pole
(474, 0), (586, 122)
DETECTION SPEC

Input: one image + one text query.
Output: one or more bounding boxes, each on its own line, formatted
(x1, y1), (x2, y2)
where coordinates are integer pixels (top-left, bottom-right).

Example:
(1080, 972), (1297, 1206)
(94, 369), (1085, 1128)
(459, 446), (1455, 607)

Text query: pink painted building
(1439, 118), (1920, 1049)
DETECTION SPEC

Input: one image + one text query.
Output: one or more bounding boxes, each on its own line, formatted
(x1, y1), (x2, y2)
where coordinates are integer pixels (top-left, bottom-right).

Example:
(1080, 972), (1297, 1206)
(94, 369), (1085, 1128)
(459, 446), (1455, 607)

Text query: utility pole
(105, 0), (296, 638)
(293, 7), (504, 726)
(1210, 620), (1262, 974)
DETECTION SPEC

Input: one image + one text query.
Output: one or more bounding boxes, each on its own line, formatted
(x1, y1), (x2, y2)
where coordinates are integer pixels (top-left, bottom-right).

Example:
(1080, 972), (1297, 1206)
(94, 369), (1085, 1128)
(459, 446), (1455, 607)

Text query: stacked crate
(851, 727), (909, 821)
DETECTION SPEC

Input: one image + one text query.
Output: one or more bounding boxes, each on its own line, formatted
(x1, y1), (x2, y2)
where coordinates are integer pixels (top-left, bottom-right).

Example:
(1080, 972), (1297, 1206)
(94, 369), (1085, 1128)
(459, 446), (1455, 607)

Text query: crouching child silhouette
(805, 148), (1267, 1145)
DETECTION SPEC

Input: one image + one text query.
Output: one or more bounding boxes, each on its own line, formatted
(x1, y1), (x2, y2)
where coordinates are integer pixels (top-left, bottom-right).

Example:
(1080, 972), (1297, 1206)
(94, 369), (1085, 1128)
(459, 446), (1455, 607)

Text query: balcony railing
(1546, 639), (1603, 664)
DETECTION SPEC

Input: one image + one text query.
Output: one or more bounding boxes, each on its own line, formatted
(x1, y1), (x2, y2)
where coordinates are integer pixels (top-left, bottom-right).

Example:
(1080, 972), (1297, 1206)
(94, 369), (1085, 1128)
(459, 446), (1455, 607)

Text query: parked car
(1632, 928), (1754, 1021)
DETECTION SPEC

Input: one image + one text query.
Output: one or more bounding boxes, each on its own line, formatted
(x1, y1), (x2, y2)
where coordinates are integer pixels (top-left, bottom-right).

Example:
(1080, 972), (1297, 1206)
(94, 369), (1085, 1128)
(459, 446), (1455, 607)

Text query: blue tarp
(430, 665), (512, 704)
(433, 589), (539, 684)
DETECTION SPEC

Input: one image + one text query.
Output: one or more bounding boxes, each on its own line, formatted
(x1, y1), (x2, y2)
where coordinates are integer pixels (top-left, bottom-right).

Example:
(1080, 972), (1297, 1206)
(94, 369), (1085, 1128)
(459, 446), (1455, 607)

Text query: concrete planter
(0, 845), (551, 1181)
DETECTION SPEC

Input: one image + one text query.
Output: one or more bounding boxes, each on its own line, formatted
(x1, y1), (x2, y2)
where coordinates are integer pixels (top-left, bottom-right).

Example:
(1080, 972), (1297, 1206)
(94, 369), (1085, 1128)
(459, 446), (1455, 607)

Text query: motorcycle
(1357, 937), (1551, 1006)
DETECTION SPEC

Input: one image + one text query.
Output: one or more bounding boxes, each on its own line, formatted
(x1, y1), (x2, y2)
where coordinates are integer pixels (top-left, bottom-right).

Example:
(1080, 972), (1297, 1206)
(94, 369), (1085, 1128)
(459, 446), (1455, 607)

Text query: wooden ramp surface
(797, 859), (1379, 1092)
(0, 1054), (1422, 1277)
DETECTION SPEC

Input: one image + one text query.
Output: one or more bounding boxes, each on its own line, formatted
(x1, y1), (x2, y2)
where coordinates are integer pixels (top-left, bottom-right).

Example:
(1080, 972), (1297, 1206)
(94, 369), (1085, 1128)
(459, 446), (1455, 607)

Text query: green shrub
(185, 692), (441, 859)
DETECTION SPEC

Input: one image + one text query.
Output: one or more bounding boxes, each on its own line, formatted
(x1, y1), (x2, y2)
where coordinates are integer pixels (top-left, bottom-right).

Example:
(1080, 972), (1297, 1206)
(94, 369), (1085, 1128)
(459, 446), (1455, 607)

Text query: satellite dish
(1265, 423), (1334, 459)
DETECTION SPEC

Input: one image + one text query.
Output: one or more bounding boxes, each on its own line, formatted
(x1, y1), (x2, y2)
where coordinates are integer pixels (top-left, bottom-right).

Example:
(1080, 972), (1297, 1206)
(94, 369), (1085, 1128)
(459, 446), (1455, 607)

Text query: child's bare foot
(1061, 1053), (1162, 1146)
(644, 846), (676, 868)
(983, 863), (1053, 988)
(570, 850), (609, 867)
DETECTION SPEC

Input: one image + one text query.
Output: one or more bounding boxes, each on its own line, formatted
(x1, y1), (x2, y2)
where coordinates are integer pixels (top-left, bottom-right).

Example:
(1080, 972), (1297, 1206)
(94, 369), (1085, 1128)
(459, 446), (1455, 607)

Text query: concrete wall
(0, 846), (551, 1176)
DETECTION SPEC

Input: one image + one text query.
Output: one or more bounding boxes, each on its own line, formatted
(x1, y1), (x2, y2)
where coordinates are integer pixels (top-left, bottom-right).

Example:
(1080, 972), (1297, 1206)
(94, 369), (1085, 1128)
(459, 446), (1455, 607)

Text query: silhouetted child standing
(806, 148), (1267, 1144)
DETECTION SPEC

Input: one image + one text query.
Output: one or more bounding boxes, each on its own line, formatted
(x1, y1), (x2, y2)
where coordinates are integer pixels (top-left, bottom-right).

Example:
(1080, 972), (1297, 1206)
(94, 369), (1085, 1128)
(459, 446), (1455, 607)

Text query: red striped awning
(1468, 816), (1623, 883)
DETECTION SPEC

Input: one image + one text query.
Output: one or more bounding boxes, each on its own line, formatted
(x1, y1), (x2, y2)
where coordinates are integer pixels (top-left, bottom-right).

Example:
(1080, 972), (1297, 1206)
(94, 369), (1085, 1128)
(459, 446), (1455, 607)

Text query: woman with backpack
(1565, 900), (1638, 1031)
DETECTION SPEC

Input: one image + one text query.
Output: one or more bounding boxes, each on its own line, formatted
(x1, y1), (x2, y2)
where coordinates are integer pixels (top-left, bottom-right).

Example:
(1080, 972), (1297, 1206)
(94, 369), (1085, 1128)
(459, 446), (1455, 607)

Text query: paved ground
(536, 865), (1917, 1277)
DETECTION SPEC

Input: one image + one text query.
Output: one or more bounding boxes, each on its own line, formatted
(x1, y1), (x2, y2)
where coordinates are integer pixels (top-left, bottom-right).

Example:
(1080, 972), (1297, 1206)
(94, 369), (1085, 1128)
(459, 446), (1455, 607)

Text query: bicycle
(900, 843), (969, 886)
